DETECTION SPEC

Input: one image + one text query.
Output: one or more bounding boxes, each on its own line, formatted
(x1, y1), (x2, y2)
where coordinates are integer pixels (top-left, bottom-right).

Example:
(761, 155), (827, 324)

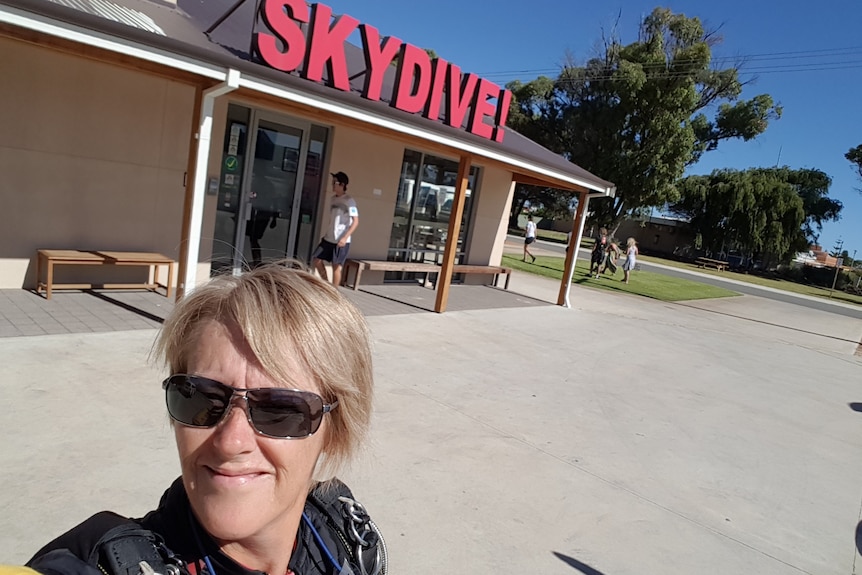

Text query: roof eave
(1, 0), (614, 193)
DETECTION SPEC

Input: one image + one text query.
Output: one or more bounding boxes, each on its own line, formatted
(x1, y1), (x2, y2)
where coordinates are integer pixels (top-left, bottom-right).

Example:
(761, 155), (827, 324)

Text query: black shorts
(312, 239), (350, 266)
(525, 237), (535, 245)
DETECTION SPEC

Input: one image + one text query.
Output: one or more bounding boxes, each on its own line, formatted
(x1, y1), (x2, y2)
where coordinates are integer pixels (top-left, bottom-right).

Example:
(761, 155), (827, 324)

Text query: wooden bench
(341, 259), (512, 291)
(695, 257), (730, 271)
(36, 249), (175, 300)
(452, 264), (512, 289)
(342, 259), (439, 290)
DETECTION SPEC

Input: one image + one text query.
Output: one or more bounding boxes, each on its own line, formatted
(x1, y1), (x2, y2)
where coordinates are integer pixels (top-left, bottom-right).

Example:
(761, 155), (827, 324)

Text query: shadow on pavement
(552, 552), (607, 574)
(84, 290), (166, 323)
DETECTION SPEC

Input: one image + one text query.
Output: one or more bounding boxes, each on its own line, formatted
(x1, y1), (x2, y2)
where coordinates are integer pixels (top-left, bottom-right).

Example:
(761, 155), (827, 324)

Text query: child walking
(622, 237), (638, 284)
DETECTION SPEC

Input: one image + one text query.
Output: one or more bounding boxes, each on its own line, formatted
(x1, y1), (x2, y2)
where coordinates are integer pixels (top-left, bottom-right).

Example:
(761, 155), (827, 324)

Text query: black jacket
(28, 477), (384, 575)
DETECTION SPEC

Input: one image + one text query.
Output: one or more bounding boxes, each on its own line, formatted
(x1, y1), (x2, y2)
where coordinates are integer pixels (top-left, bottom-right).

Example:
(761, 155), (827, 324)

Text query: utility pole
(829, 254), (845, 298)
(854, 250), (861, 290)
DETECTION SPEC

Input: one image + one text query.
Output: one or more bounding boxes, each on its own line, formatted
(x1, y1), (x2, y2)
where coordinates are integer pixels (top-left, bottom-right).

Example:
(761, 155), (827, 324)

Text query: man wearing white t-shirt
(312, 171), (359, 286)
(523, 214), (537, 263)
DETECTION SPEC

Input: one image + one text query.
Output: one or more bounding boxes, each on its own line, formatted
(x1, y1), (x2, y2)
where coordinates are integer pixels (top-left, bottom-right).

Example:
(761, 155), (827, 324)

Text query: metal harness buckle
(338, 496), (384, 575)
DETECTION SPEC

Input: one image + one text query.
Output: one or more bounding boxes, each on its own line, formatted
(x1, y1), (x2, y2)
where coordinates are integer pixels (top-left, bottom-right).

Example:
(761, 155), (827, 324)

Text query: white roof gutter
(181, 69), (241, 296)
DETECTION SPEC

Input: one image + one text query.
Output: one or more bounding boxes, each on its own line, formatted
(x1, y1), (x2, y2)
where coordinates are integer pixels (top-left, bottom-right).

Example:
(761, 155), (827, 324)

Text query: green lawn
(509, 227), (596, 247)
(637, 254), (862, 306)
(502, 254), (739, 301)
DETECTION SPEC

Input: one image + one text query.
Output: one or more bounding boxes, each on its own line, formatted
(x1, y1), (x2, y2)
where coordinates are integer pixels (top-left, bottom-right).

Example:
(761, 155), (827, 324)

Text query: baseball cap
(331, 171), (349, 186)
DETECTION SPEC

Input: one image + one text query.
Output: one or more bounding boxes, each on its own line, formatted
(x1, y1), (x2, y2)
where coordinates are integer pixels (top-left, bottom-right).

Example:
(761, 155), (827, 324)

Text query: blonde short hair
(154, 263), (373, 477)
(627, 237), (636, 248)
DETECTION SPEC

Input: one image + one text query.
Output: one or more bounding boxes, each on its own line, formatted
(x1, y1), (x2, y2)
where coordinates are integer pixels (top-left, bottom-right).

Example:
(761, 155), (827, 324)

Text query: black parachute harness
(299, 493), (388, 575)
(88, 496), (387, 575)
(92, 525), (188, 575)
(70, 482), (388, 575)
(335, 495), (387, 575)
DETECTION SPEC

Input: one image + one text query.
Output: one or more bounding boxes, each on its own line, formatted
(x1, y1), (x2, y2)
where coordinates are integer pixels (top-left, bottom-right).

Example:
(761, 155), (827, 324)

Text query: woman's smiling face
(174, 320), (327, 546)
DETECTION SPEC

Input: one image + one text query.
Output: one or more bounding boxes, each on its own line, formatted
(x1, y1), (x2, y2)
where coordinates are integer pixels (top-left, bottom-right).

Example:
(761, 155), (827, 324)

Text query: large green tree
(507, 8), (781, 228)
(779, 167), (842, 241)
(509, 184), (574, 226)
(669, 167), (841, 266)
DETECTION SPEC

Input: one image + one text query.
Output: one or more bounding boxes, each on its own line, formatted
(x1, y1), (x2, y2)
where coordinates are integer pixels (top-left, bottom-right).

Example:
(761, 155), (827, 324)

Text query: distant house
(793, 245), (838, 268)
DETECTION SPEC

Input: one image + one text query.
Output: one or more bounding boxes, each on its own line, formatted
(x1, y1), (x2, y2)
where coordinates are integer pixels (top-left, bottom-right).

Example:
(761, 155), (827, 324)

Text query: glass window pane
(388, 149), (480, 280)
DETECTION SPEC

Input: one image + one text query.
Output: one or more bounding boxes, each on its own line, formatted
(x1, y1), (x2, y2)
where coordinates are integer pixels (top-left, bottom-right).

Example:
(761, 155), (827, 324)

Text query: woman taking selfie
(25, 264), (385, 575)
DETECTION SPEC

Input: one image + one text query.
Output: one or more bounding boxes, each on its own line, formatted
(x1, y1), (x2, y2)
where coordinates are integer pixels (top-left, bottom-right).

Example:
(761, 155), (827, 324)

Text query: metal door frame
(230, 109), (313, 273)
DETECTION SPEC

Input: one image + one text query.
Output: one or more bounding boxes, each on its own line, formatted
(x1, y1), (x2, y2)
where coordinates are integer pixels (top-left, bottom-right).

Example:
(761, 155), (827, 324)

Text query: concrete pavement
(1, 271), (861, 574)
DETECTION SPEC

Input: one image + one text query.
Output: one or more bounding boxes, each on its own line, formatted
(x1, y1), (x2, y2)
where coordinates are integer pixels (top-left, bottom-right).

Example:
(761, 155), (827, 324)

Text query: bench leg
(504, 273), (511, 290)
(46, 259), (54, 300)
(166, 262), (174, 298)
(353, 266), (363, 291)
(36, 252), (43, 296)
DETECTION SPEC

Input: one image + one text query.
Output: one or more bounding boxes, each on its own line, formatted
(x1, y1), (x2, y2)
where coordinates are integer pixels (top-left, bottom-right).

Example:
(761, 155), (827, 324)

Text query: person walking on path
(590, 227), (609, 277)
(622, 237), (639, 284)
(523, 215), (537, 263)
(600, 238), (621, 277)
(313, 171), (359, 287)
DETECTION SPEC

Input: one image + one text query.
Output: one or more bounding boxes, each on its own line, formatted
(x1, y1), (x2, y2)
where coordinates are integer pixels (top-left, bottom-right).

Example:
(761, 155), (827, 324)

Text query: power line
(476, 44), (862, 78)
(492, 61), (862, 84)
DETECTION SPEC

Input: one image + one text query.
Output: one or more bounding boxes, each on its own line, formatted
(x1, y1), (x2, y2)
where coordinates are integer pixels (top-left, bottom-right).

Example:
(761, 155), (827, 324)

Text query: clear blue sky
(322, 0), (862, 258)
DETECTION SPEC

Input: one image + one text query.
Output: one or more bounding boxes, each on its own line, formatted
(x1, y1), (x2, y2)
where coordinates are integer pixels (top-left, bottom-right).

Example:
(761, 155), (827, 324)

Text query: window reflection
(388, 150), (479, 280)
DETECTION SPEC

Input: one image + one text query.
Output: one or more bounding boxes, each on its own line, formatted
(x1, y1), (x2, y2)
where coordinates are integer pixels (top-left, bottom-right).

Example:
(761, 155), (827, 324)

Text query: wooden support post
(434, 155), (471, 313)
(557, 192), (589, 306)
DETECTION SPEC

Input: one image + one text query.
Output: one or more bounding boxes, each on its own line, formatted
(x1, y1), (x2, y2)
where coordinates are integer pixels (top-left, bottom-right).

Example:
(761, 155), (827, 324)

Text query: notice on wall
(228, 124), (241, 156)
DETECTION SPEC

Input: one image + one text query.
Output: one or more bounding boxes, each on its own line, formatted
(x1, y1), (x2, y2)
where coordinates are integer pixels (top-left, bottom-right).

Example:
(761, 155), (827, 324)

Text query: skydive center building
(0, 0), (614, 311)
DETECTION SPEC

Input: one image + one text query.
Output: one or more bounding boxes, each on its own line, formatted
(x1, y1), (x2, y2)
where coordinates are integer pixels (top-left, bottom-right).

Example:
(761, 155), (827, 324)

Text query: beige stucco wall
(0, 37), (195, 289)
(465, 165), (515, 265)
(324, 125), (406, 284)
(0, 36), (514, 292)
(326, 125), (406, 258)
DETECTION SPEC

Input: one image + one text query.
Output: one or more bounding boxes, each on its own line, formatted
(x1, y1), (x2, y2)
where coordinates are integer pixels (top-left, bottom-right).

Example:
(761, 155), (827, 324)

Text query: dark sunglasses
(162, 374), (338, 439)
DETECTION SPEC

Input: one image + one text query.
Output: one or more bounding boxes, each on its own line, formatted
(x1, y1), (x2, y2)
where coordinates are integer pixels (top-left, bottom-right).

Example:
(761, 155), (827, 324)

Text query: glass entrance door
(240, 117), (305, 268)
(212, 106), (327, 275)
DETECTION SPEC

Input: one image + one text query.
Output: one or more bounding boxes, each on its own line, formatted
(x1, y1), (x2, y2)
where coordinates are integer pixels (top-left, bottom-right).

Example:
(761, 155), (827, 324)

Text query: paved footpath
(1, 272), (861, 575)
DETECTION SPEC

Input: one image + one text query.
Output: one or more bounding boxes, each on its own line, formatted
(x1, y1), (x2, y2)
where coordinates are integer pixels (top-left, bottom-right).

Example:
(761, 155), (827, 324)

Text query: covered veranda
(0, 0), (614, 312)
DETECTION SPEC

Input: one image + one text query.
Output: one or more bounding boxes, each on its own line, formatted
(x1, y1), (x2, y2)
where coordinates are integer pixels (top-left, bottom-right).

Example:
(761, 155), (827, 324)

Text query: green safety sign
(224, 155), (239, 172)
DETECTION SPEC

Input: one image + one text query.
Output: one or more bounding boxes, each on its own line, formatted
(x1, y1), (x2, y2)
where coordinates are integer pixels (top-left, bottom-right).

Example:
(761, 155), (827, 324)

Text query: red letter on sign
(424, 57), (448, 121)
(359, 24), (402, 102)
(493, 88), (512, 142)
(468, 78), (501, 140)
(254, 0), (308, 72)
(391, 44), (432, 114)
(303, 3), (358, 91)
(445, 64), (478, 130)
